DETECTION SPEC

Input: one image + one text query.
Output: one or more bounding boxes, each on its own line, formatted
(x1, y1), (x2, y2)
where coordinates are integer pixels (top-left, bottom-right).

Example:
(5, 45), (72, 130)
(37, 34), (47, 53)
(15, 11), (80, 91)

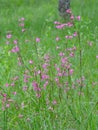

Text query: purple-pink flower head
(19, 23), (24, 27)
(52, 100), (57, 105)
(56, 37), (60, 41)
(67, 22), (73, 27)
(6, 41), (10, 44)
(22, 28), (26, 32)
(42, 63), (48, 69)
(54, 21), (61, 25)
(11, 46), (19, 53)
(61, 57), (68, 64)
(69, 69), (74, 75)
(32, 81), (41, 91)
(76, 16), (81, 21)
(59, 52), (64, 56)
(6, 34), (12, 39)
(41, 74), (49, 80)
(70, 15), (74, 20)
(73, 32), (78, 37)
(65, 35), (73, 39)
(29, 60), (33, 64)
(36, 93), (41, 98)
(43, 81), (48, 89)
(21, 17), (25, 21)
(23, 86), (28, 91)
(13, 40), (18, 44)
(5, 83), (9, 87)
(56, 24), (66, 29)
(36, 37), (40, 43)
(66, 9), (72, 14)
(6, 104), (10, 108)
(19, 17), (25, 21)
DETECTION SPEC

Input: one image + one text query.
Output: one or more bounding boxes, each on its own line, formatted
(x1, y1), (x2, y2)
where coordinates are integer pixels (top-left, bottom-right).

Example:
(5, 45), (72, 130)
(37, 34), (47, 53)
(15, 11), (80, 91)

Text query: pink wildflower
(11, 46), (19, 53)
(29, 60), (33, 64)
(11, 82), (15, 87)
(36, 37), (40, 42)
(41, 74), (49, 80)
(65, 35), (69, 39)
(56, 67), (60, 72)
(19, 23), (24, 27)
(22, 28), (26, 32)
(42, 63), (48, 69)
(73, 32), (78, 37)
(24, 78), (28, 83)
(67, 22), (73, 27)
(55, 78), (59, 82)
(69, 35), (73, 39)
(23, 86), (28, 91)
(13, 92), (17, 95)
(61, 57), (68, 64)
(32, 81), (41, 91)
(59, 52), (64, 56)
(56, 24), (66, 29)
(19, 17), (25, 21)
(70, 52), (74, 57)
(65, 35), (73, 39)
(43, 81), (48, 89)
(76, 16), (81, 21)
(57, 72), (62, 77)
(69, 69), (74, 75)
(5, 83), (9, 87)
(6, 34), (12, 39)
(6, 41), (10, 44)
(54, 21), (61, 25)
(70, 15), (74, 20)
(3, 94), (7, 97)
(12, 76), (19, 81)
(36, 93), (41, 98)
(5, 104), (9, 108)
(56, 37), (60, 41)
(13, 40), (18, 44)
(52, 100), (57, 105)
(66, 9), (72, 14)
(21, 17), (25, 21)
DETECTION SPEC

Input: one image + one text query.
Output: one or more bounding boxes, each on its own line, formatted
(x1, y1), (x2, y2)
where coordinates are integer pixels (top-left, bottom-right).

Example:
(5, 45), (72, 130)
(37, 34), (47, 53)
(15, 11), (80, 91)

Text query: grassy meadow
(0, 0), (98, 130)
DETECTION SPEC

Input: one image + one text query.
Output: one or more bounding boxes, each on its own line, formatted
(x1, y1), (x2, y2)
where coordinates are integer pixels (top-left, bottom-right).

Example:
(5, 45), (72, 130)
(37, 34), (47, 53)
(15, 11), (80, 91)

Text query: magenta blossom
(73, 32), (78, 37)
(76, 16), (81, 21)
(54, 21), (61, 25)
(11, 46), (19, 53)
(32, 81), (41, 91)
(29, 60), (33, 64)
(70, 15), (74, 20)
(56, 37), (60, 41)
(13, 40), (18, 44)
(69, 69), (74, 75)
(36, 37), (40, 42)
(66, 9), (72, 14)
(6, 34), (12, 39)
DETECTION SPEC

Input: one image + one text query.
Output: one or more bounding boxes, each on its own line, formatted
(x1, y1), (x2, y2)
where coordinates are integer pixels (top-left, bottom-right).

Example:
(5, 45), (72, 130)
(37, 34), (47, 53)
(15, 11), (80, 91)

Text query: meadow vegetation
(0, 0), (98, 130)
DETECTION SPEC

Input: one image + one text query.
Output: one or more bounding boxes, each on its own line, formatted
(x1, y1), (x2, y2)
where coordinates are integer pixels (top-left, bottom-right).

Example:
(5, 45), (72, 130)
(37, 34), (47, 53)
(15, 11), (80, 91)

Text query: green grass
(0, 0), (98, 130)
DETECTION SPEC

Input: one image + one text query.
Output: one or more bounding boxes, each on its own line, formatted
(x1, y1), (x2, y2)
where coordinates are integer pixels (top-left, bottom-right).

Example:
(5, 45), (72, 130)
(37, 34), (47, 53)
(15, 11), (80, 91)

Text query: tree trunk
(58, 0), (70, 19)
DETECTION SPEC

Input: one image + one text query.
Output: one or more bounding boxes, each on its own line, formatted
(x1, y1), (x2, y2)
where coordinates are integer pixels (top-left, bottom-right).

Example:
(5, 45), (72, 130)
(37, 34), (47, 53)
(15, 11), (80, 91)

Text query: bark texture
(58, 0), (70, 19)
